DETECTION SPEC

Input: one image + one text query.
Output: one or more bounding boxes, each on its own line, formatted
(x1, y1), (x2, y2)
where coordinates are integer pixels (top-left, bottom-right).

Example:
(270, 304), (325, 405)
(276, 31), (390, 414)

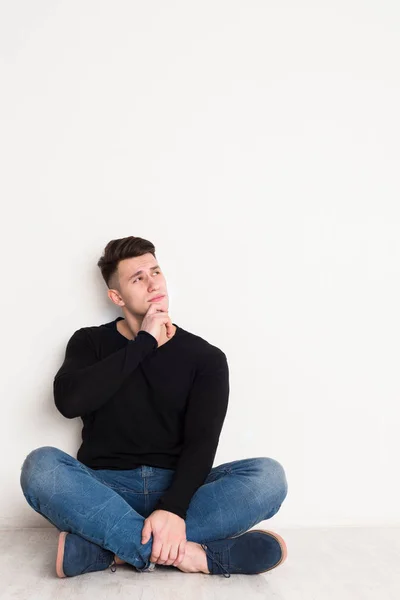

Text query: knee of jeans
(20, 446), (64, 494)
(259, 457), (289, 504)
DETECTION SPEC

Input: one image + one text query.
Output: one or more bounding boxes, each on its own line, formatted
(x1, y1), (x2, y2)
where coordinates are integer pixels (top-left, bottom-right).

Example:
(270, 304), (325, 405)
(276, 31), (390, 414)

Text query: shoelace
(109, 559), (117, 573)
(200, 543), (231, 578)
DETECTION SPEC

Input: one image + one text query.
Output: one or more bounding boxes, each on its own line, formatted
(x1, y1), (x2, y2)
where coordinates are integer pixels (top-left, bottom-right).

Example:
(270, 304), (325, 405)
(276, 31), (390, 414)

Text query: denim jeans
(20, 446), (288, 572)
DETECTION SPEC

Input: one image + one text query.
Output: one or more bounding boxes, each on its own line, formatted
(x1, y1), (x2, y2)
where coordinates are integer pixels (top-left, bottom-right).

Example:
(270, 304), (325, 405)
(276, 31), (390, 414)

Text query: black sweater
(53, 316), (230, 520)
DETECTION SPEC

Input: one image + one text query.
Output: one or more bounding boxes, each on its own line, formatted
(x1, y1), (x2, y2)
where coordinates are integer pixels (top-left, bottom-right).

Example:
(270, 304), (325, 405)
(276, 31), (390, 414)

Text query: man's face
(109, 253), (169, 316)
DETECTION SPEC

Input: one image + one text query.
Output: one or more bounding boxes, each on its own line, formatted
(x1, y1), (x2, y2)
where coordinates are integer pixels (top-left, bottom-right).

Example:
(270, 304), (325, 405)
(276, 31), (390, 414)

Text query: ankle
(114, 555), (126, 565)
(176, 542), (210, 574)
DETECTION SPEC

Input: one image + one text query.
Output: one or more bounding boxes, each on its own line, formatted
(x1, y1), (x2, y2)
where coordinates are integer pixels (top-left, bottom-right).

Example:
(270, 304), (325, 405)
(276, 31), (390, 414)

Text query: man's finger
(173, 541), (186, 566)
(167, 321), (173, 337)
(157, 543), (171, 564)
(164, 543), (179, 565)
(150, 537), (162, 563)
(141, 519), (153, 544)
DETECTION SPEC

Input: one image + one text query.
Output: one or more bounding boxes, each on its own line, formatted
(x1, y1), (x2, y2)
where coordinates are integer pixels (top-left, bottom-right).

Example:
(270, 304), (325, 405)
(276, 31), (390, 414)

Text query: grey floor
(0, 526), (398, 599)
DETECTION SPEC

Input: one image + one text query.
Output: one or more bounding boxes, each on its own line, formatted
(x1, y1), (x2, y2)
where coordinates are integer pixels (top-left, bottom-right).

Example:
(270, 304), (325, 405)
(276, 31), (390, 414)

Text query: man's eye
(133, 271), (160, 283)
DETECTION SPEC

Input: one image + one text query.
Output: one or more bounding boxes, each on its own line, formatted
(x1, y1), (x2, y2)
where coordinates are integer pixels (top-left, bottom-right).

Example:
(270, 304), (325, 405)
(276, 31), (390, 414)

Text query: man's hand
(141, 509), (187, 567)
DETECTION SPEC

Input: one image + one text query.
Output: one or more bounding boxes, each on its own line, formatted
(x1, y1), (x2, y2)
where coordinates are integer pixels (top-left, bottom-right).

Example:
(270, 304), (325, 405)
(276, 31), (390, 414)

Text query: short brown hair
(97, 236), (156, 290)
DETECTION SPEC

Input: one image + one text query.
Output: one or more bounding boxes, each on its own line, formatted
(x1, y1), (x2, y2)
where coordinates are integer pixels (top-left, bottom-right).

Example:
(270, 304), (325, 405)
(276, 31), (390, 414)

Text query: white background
(1, 0), (399, 529)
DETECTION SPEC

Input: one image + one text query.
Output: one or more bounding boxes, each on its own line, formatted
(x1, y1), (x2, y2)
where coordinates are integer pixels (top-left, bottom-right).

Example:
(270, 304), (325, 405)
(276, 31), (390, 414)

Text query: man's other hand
(141, 509), (187, 567)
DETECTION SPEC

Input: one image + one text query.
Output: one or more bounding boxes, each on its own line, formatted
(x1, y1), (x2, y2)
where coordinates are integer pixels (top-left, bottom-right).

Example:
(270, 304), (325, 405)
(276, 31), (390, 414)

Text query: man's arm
(153, 349), (230, 520)
(53, 327), (158, 419)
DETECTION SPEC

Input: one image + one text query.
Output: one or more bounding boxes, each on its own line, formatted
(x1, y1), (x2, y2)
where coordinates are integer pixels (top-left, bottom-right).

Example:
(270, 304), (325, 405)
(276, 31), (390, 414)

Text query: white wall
(1, 0), (399, 529)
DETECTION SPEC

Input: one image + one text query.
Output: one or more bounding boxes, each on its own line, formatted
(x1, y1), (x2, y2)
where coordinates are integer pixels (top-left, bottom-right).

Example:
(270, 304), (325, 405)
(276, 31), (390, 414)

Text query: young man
(20, 235), (289, 578)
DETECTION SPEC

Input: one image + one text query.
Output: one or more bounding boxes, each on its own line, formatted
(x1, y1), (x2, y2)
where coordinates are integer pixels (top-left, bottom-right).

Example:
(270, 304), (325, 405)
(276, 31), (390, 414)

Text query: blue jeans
(20, 446), (288, 572)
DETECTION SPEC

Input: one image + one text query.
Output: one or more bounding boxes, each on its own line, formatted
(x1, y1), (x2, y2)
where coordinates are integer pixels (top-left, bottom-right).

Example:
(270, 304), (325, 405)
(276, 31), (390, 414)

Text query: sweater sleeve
(53, 327), (158, 419)
(153, 349), (229, 520)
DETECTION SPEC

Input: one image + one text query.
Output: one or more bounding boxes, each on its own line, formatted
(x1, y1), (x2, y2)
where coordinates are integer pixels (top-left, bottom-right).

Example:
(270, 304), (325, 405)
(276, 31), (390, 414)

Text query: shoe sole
(56, 531), (68, 578)
(243, 529), (288, 574)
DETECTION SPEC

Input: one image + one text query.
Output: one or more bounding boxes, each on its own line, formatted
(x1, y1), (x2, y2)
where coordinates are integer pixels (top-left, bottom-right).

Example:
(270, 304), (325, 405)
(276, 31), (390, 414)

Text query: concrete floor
(0, 526), (398, 599)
